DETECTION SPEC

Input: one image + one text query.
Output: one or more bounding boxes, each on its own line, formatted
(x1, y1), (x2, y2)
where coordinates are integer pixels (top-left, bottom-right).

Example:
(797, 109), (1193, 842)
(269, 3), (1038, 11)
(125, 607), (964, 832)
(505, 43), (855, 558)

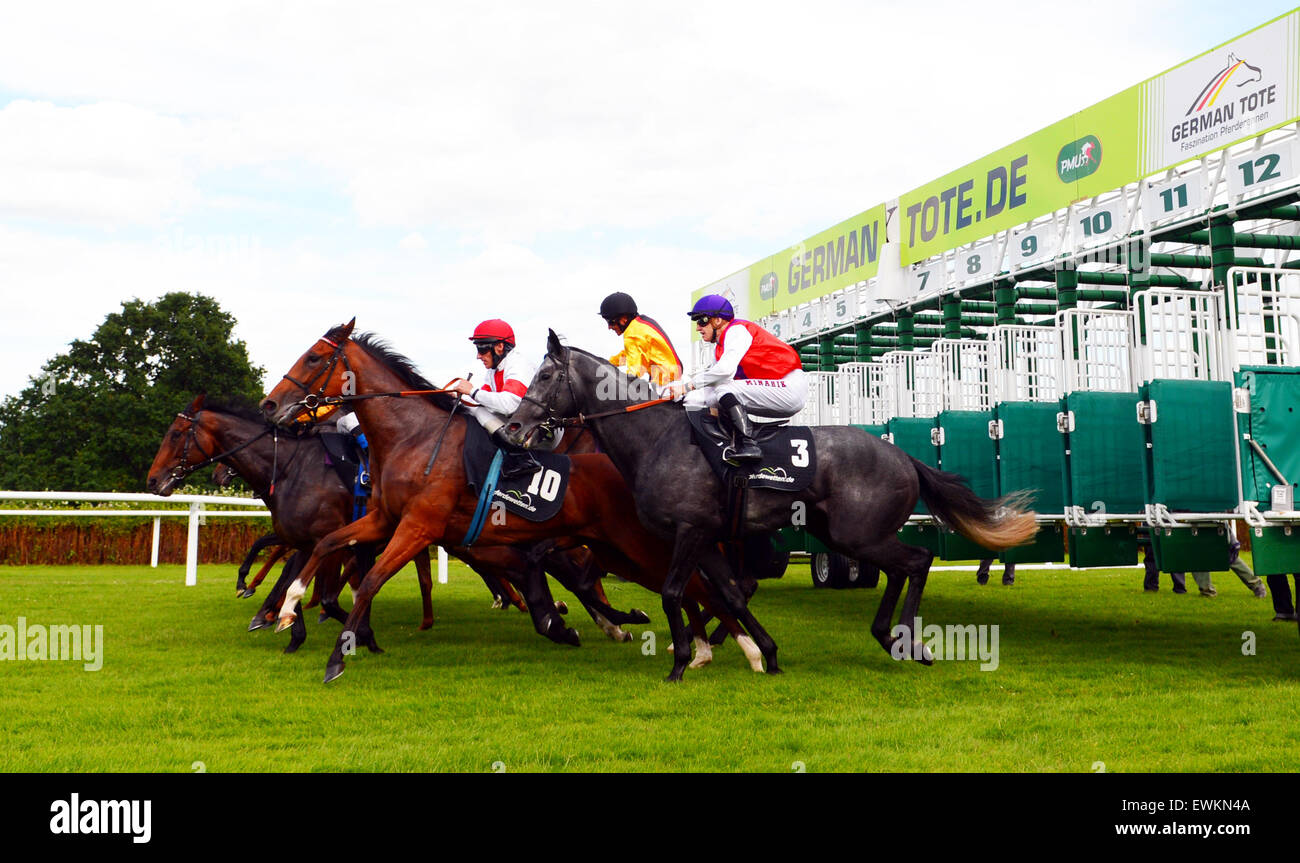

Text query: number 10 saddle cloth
(461, 421), (570, 523)
(685, 410), (817, 492)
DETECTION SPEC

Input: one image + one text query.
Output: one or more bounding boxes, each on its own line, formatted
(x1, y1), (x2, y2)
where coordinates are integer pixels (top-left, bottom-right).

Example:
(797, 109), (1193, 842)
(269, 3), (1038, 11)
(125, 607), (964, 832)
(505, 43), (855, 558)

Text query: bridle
(519, 346), (672, 438)
(279, 336), (353, 422)
(278, 334), (459, 422)
(164, 410), (277, 490)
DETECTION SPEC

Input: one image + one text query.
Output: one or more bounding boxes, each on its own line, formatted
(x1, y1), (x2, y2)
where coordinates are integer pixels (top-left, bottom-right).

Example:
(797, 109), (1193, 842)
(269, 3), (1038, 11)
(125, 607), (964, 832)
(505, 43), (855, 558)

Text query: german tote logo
(1057, 135), (1102, 182)
(1170, 52), (1275, 145)
(1186, 53), (1263, 116)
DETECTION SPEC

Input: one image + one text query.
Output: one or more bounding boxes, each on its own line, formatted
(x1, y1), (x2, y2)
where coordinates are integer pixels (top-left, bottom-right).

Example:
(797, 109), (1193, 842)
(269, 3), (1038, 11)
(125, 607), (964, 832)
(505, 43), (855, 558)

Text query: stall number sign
(1226, 140), (1296, 197)
(1071, 199), (1126, 247)
(1142, 173), (1205, 223)
(1010, 225), (1054, 269)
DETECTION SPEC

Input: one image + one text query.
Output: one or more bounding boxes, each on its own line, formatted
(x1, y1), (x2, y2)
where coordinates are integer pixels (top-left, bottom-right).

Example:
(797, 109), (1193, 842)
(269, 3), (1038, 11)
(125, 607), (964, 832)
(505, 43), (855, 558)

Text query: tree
(0, 293), (266, 491)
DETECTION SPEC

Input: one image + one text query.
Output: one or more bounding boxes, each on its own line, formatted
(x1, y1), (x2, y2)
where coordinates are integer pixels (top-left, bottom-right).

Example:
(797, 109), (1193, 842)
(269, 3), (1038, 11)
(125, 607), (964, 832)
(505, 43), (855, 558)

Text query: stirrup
(722, 442), (761, 465)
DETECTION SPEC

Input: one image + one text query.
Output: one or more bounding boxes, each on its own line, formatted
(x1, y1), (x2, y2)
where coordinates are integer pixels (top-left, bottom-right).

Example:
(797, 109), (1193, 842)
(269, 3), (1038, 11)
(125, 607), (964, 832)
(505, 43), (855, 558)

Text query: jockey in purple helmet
(665, 294), (807, 464)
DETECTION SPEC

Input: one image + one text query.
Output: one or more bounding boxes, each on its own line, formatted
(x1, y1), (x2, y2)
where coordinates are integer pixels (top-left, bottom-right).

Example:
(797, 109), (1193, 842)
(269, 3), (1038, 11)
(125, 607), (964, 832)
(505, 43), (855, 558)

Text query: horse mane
(345, 331), (460, 413)
(197, 396), (267, 424)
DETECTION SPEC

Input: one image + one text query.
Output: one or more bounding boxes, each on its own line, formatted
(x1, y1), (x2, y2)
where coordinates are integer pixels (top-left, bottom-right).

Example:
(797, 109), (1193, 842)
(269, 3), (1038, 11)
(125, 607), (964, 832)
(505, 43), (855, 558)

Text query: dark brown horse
(147, 395), (433, 651)
(260, 322), (760, 682)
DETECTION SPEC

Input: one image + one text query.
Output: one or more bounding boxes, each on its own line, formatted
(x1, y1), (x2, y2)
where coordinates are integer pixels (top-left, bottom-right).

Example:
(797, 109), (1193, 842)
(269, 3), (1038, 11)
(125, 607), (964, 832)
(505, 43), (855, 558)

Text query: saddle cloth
(685, 410), (816, 492)
(462, 421), (569, 522)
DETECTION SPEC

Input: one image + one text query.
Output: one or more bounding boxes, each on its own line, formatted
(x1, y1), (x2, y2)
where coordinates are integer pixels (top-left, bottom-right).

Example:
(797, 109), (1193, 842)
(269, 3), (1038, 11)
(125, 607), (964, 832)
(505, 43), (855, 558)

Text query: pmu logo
(758, 272), (778, 301)
(1187, 53), (1263, 116)
(1057, 135), (1102, 182)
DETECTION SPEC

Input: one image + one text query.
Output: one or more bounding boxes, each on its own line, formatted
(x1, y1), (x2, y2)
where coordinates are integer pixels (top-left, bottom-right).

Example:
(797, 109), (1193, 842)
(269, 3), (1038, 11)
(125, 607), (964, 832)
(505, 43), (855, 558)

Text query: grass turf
(1, 558), (1298, 772)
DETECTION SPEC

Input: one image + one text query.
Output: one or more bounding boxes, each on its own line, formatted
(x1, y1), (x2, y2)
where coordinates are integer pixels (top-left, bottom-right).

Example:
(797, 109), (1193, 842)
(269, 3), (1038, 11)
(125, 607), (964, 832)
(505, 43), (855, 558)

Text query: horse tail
(909, 456), (1038, 550)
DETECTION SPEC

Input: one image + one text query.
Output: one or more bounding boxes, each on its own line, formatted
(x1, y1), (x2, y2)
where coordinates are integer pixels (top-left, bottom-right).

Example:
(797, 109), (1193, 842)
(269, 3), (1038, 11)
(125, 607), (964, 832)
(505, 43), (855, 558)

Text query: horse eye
(306, 354), (320, 365)
(537, 372), (551, 382)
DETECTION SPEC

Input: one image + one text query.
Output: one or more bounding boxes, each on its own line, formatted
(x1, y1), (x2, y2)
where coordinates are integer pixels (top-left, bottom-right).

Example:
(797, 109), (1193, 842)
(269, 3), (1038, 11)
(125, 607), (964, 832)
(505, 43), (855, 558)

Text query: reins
(168, 411), (276, 487)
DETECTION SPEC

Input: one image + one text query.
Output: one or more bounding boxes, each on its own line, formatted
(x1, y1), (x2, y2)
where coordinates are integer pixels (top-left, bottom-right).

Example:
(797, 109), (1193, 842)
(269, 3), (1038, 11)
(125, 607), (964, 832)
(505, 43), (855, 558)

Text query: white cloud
(0, 0), (1286, 403)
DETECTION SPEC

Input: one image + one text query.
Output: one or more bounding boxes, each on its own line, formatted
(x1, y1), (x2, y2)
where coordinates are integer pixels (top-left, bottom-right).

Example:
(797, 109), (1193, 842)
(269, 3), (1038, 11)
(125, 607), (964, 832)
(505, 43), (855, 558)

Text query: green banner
(899, 88), (1141, 264)
(692, 203), (887, 321)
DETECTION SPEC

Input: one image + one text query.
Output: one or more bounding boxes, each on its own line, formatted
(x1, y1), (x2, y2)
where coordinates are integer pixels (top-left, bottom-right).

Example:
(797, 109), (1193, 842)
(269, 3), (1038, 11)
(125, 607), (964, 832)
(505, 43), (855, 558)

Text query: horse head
(147, 394), (221, 496)
(261, 319), (356, 426)
(504, 329), (656, 448)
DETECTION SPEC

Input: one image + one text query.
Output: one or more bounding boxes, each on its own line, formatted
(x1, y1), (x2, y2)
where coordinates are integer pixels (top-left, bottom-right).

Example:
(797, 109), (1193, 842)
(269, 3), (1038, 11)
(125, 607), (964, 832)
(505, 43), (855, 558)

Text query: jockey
(665, 294), (807, 464)
(449, 319), (537, 437)
(600, 292), (684, 389)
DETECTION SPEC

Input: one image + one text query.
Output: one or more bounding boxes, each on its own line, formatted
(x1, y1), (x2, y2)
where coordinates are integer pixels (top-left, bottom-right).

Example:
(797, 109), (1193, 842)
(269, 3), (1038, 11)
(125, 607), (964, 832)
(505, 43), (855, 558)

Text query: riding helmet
(688, 294), (734, 320)
(469, 319), (516, 347)
(599, 292), (638, 321)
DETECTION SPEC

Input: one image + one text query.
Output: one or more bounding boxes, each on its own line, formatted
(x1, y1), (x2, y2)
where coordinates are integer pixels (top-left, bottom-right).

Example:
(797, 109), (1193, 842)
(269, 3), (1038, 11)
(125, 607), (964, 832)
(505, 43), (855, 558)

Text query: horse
(148, 397), (625, 648)
(259, 321), (761, 682)
(502, 331), (1039, 681)
(146, 395), (434, 651)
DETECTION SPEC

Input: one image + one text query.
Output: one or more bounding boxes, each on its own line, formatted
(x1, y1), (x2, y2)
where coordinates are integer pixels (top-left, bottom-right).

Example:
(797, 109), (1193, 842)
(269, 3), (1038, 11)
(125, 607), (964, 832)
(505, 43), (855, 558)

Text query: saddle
(685, 410), (817, 493)
(461, 421), (570, 524)
(319, 432), (371, 520)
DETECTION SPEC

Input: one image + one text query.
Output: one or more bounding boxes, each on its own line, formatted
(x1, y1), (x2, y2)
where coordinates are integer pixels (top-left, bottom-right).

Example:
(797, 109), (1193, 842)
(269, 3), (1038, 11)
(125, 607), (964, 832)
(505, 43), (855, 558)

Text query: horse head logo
(1186, 53), (1264, 116)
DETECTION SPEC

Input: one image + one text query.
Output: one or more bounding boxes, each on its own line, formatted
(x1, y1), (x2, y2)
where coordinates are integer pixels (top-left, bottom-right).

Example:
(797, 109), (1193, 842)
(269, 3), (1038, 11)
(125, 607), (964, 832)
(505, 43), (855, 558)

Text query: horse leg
(693, 548), (781, 675)
(510, 558), (582, 648)
(660, 526), (716, 682)
(238, 534), (283, 597)
(852, 536), (933, 664)
(323, 522), (433, 683)
(893, 543), (936, 664)
(547, 545), (650, 628)
(246, 544), (288, 597)
(279, 555), (308, 653)
(414, 547), (434, 630)
(274, 512), (393, 632)
(477, 571), (515, 610)
(539, 546), (637, 643)
(250, 553), (298, 631)
(318, 558), (353, 625)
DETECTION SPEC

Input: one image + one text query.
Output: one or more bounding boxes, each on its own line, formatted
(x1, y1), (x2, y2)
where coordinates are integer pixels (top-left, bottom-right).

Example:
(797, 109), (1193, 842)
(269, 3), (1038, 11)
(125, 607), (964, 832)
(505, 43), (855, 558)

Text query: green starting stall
(699, 10), (1300, 584)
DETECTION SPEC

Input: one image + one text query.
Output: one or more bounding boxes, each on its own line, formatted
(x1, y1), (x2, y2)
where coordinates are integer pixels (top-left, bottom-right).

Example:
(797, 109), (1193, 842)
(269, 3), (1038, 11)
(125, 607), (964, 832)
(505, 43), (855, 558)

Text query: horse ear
(547, 329), (563, 358)
(339, 318), (356, 340)
(187, 393), (205, 412)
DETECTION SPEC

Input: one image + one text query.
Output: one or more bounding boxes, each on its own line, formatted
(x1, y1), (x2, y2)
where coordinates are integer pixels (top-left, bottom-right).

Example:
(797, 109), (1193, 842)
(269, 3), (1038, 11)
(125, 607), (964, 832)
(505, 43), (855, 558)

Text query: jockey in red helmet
(449, 319), (537, 436)
(664, 294), (807, 464)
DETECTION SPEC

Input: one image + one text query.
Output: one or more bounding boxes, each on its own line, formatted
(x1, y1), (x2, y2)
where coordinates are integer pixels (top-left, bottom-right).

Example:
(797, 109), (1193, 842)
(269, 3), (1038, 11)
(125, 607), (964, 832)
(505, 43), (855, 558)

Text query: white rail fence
(0, 491), (269, 587)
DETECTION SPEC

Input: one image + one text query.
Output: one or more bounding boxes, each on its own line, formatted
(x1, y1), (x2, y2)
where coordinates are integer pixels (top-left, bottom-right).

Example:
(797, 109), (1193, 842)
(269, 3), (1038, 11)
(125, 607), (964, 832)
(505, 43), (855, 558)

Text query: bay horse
(147, 397), (621, 650)
(260, 322), (761, 682)
(146, 395), (433, 651)
(503, 332), (1039, 681)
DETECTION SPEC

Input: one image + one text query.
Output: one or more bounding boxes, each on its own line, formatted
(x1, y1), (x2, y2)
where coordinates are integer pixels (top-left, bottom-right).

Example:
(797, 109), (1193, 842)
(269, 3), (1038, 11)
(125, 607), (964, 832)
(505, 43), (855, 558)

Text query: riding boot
(718, 394), (761, 465)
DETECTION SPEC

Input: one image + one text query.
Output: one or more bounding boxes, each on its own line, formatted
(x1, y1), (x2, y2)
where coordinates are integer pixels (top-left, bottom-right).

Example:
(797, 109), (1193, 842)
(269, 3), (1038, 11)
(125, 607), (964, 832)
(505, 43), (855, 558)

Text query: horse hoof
(491, 597), (504, 610)
(283, 643), (301, 654)
(366, 642), (384, 655)
(317, 612), (330, 624)
(274, 615), (296, 634)
(418, 621), (433, 631)
(664, 669), (685, 683)
(248, 616), (270, 632)
(629, 609), (651, 625)
(765, 664), (783, 675)
(617, 630), (633, 644)
(323, 663), (345, 684)
(554, 601), (569, 616)
(240, 588), (256, 599)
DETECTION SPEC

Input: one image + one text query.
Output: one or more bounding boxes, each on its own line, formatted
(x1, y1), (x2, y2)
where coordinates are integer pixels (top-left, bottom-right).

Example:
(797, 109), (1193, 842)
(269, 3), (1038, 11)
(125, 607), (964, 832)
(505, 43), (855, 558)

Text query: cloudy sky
(1, 0), (1294, 401)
